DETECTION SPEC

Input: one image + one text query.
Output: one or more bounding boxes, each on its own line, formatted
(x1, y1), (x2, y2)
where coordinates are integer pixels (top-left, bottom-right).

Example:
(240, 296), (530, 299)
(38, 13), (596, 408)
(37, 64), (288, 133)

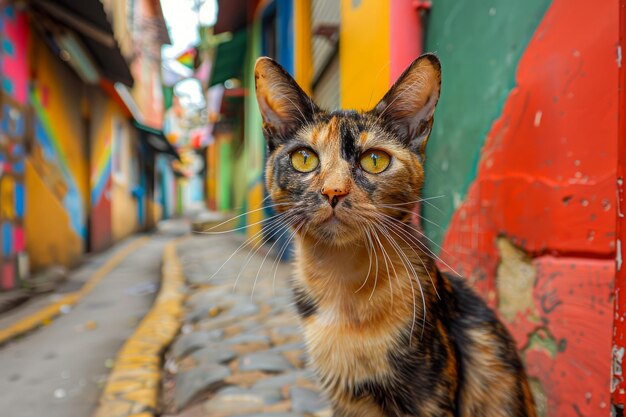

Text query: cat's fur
(254, 54), (536, 417)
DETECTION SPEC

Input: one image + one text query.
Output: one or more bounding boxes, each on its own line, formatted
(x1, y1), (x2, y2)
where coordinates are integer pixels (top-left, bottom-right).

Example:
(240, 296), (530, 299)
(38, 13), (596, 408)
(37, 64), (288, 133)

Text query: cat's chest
(300, 307), (402, 387)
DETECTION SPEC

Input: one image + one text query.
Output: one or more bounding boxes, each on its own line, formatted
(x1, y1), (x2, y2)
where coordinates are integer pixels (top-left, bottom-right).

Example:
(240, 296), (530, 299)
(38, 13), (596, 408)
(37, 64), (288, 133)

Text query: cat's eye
(290, 148), (319, 173)
(360, 149), (391, 174)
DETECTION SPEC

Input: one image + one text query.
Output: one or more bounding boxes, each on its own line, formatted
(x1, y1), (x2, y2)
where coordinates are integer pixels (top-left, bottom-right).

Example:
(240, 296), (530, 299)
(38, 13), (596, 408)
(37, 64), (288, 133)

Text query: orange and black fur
(254, 54), (536, 417)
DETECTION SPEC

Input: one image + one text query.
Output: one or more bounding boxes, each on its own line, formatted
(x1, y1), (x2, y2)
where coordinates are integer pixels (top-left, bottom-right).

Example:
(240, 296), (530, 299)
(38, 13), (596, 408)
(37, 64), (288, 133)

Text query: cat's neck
(293, 226), (435, 326)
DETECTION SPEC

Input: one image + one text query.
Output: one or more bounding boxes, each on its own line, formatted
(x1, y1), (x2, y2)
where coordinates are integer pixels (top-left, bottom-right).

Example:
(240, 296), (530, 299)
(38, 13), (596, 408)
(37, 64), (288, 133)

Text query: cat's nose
(321, 186), (349, 208)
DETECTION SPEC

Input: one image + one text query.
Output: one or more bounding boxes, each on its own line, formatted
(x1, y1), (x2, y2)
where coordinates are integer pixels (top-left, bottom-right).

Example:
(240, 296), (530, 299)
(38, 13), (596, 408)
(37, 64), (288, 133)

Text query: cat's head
(254, 54), (441, 247)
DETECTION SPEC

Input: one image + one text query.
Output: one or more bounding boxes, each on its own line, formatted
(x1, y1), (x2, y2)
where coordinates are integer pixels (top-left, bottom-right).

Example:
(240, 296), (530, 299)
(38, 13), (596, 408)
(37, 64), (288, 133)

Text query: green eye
(360, 149), (391, 174)
(291, 148), (319, 173)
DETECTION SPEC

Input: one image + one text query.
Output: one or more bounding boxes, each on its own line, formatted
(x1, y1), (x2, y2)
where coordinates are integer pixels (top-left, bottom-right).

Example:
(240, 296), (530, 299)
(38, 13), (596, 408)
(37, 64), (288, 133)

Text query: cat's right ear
(254, 57), (318, 152)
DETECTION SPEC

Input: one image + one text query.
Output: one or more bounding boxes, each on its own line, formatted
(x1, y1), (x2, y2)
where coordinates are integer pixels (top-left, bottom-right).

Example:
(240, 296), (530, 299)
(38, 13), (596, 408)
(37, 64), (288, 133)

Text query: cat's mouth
(322, 212), (342, 225)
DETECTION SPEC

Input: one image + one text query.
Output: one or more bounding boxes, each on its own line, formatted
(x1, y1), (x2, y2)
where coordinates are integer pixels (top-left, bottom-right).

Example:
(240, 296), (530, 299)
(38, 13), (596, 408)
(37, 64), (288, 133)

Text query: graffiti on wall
(90, 123), (113, 251)
(29, 89), (86, 240)
(0, 5), (28, 290)
(91, 132), (112, 208)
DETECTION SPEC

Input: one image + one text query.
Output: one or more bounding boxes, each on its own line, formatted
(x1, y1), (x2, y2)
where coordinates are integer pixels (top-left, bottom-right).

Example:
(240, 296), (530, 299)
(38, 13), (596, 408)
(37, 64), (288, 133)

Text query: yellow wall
(24, 160), (83, 270)
(294, 0), (313, 94)
(339, 0), (390, 110)
(26, 33), (89, 271)
(149, 200), (162, 225)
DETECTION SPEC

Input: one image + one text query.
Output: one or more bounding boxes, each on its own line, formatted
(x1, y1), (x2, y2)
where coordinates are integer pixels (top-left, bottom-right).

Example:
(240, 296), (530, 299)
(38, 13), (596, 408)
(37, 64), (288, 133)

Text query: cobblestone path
(161, 233), (331, 417)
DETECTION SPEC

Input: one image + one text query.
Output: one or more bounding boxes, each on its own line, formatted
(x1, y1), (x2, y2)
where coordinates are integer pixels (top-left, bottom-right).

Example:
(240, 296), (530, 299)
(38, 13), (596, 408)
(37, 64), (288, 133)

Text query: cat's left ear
(254, 57), (319, 152)
(372, 53), (441, 159)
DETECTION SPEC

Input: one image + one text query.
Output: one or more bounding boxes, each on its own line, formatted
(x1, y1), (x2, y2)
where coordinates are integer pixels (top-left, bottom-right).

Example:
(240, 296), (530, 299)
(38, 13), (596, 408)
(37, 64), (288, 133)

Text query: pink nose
(321, 186), (349, 208)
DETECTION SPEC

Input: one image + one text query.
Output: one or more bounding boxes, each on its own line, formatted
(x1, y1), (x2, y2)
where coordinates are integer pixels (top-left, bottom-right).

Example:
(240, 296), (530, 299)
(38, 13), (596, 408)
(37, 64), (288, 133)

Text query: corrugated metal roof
(314, 55), (339, 111)
(312, 0), (340, 110)
(312, 0), (339, 76)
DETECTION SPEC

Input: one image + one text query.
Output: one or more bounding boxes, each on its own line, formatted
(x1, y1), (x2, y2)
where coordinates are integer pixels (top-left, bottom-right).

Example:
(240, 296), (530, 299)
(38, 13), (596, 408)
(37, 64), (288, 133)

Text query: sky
(160, 0), (217, 105)
(160, 0), (217, 59)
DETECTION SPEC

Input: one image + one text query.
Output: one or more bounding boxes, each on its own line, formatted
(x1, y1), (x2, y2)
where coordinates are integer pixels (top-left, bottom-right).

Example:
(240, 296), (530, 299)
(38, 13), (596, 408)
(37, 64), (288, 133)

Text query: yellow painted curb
(0, 236), (150, 345)
(92, 238), (187, 417)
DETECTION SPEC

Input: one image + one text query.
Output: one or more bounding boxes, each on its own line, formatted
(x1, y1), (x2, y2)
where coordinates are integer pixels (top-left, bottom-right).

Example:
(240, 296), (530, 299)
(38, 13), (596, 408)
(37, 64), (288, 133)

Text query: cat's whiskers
(378, 204), (441, 229)
(234, 213), (299, 292)
(364, 223), (384, 304)
(383, 215), (449, 264)
(207, 210), (293, 283)
(379, 217), (441, 301)
(377, 212), (461, 277)
(197, 208), (292, 236)
(195, 202), (291, 235)
(271, 222), (304, 296)
(251, 216), (303, 298)
(376, 195), (446, 207)
(353, 220), (374, 295)
(372, 222), (426, 342)
(369, 223), (400, 307)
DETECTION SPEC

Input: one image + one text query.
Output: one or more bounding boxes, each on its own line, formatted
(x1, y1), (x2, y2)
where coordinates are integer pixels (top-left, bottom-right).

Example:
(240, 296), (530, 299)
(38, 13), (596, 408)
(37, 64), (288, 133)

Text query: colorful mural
(25, 32), (88, 271)
(30, 90), (86, 239)
(89, 95), (114, 252)
(0, 5), (28, 290)
(0, 0), (172, 287)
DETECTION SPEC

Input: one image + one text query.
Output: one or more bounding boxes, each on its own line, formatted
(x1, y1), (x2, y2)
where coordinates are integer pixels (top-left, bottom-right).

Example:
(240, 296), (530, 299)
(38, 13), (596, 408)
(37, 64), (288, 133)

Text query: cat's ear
(372, 53), (441, 159)
(254, 57), (319, 151)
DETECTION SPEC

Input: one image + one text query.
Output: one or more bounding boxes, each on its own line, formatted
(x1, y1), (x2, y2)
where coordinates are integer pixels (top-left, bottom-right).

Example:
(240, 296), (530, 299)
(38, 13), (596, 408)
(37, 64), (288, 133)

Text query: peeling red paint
(438, 0), (618, 415)
(514, 257), (614, 416)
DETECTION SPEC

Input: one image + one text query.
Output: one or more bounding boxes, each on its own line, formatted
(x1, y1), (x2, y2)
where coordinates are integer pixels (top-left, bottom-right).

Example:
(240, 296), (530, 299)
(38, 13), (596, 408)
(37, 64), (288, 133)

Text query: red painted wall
(438, 0), (618, 414)
(389, 0), (424, 83)
(90, 177), (112, 252)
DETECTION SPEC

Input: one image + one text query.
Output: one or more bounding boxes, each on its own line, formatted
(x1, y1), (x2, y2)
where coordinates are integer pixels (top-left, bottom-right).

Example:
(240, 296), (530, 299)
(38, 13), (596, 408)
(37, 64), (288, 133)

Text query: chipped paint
(524, 327), (558, 358)
(618, 178), (625, 218)
(618, 239), (623, 272)
(613, 345), (625, 393)
(528, 378), (548, 417)
(496, 237), (539, 322)
(519, 257), (614, 415)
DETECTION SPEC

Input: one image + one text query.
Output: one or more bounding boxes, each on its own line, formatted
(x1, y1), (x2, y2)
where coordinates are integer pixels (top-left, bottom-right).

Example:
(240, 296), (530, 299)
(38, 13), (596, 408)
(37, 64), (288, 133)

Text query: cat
(254, 53), (536, 417)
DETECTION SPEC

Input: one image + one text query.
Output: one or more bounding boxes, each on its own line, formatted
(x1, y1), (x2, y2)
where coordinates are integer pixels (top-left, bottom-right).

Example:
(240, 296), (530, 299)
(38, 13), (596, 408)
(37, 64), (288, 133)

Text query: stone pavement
(161, 233), (331, 417)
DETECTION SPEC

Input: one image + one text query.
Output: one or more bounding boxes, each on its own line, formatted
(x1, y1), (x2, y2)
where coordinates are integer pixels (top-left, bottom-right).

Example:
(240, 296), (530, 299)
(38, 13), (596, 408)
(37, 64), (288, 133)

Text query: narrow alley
(0, 218), (330, 417)
(0, 220), (188, 417)
(0, 0), (622, 416)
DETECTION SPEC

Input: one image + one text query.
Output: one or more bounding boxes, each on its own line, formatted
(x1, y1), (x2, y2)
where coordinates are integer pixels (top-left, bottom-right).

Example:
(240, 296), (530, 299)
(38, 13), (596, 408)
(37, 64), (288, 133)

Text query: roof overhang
(30, 0), (134, 87)
(214, 0), (259, 34)
(134, 121), (180, 160)
(209, 29), (247, 87)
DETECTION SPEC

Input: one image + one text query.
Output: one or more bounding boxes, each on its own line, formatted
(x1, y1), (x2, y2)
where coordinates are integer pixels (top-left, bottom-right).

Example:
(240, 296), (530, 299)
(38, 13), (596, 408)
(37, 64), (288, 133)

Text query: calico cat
(254, 53), (536, 417)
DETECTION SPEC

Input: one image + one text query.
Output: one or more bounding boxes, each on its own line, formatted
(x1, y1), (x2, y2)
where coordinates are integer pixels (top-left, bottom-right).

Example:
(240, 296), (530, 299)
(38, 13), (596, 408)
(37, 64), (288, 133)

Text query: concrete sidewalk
(161, 233), (330, 417)
(0, 219), (189, 417)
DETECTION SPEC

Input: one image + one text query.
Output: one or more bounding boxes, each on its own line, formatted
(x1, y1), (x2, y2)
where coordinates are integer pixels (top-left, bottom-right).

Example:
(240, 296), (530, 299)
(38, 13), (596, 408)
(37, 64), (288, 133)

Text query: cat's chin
(301, 218), (365, 247)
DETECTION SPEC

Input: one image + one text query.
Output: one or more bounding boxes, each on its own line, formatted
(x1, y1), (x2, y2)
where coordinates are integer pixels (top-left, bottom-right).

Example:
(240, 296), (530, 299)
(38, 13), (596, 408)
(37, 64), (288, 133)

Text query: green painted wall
(422, 0), (551, 246)
(243, 20), (265, 191)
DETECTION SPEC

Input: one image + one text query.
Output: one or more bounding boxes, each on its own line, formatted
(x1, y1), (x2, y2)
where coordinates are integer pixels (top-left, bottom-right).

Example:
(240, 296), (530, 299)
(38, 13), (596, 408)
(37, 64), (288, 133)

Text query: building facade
(0, 0), (176, 288)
